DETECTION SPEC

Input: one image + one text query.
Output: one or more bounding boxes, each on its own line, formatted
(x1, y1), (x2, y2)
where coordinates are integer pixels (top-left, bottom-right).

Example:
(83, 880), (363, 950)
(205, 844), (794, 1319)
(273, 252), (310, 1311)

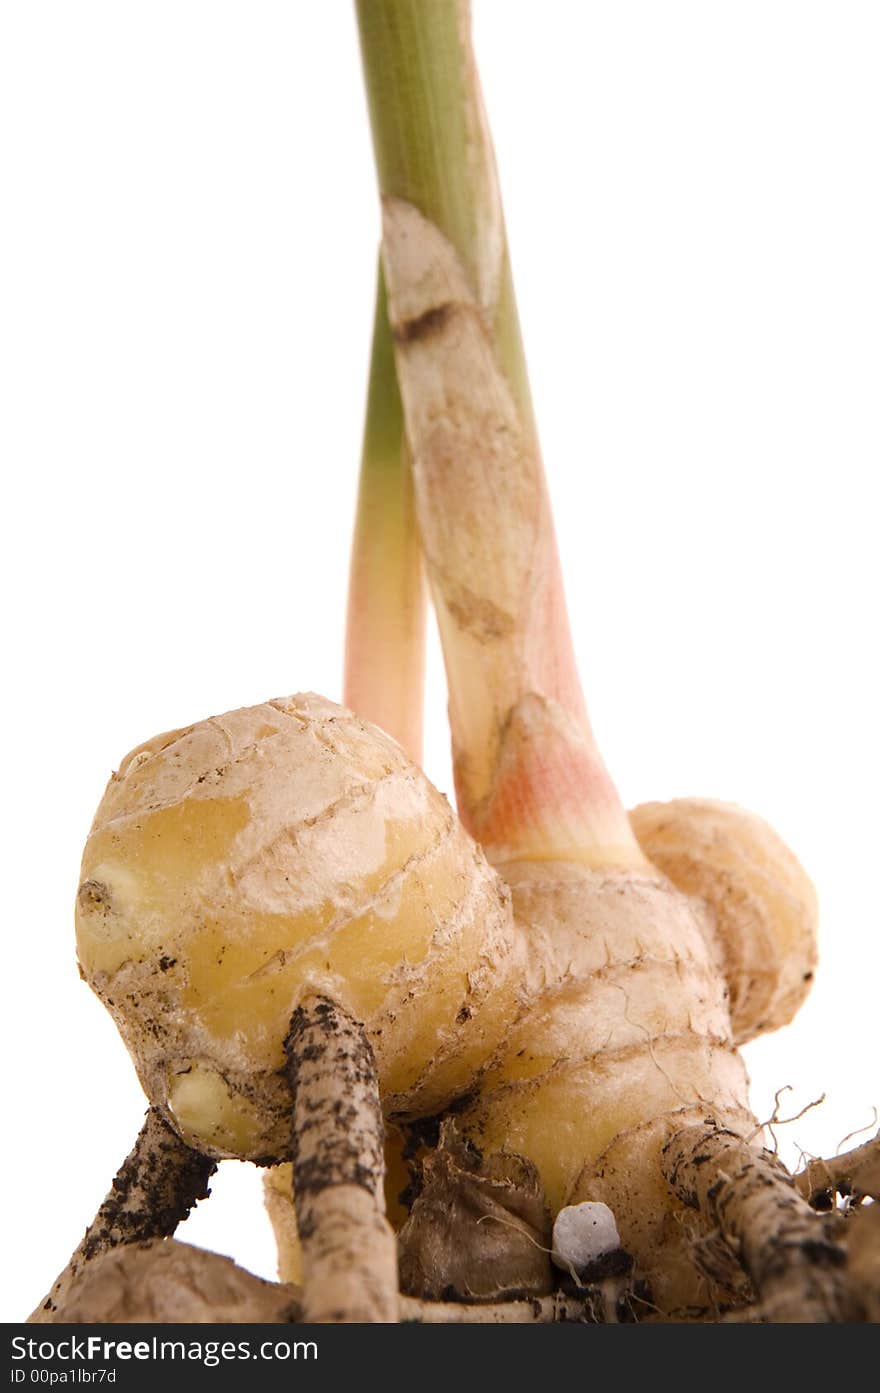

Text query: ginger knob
(629, 797), (818, 1044)
(75, 693), (518, 1161)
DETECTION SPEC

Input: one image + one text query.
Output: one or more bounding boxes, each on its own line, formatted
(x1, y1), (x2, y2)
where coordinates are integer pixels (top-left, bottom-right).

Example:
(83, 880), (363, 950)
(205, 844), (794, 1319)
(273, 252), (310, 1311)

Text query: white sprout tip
(551, 1202), (621, 1274)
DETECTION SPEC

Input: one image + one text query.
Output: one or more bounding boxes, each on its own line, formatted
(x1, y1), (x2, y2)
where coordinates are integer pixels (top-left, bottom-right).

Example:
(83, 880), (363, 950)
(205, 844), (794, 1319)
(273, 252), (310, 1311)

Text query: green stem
(347, 0), (521, 762)
(355, 0), (532, 421)
(357, 0), (642, 867)
(344, 262), (425, 763)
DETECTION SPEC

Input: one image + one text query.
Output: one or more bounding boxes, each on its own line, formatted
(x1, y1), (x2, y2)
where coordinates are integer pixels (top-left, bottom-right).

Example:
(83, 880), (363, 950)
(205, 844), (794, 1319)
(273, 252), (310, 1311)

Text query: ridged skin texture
(457, 860), (754, 1311)
(77, 698), (814, 1312)
(76, 694), (519, 1161)
(461, 861), (752, 1208)
(630, 798), (818, 1044)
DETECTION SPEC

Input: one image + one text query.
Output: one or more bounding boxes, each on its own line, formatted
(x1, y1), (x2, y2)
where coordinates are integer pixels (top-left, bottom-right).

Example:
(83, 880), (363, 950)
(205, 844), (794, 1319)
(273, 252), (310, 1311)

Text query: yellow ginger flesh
(629, 798), (818, 1044)
(76, 694), (519, 1161)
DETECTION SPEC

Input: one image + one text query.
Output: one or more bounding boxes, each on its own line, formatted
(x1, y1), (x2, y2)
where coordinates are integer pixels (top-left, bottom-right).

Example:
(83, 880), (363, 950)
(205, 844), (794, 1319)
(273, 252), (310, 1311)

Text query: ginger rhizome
(73, 687), (815, 1313)
(35, 0), (874, 1328)
(75, 694), (518, 1161)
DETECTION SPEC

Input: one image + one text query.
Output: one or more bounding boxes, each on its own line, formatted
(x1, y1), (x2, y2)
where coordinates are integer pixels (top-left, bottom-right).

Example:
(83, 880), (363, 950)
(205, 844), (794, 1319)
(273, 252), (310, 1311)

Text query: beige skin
(75, 693), (520, 1162)
(447, 807), (814, 1312)
(76, 684), (816, 1312)
(629, 798), (818, 1045)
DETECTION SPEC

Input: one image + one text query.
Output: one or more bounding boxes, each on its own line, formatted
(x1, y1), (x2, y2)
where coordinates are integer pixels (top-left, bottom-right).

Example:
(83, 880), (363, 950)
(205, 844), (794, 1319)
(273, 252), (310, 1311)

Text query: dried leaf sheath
(381, 198), (642, 867)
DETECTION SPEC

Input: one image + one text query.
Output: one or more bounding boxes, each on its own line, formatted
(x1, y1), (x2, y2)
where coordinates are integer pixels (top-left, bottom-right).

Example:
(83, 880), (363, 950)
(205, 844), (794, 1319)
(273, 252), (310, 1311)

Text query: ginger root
(71, 210), (823, 1318)
(75, 681), (818, 1315)
(76, 693), (519, 1162)
(44, 0), (858, 1327)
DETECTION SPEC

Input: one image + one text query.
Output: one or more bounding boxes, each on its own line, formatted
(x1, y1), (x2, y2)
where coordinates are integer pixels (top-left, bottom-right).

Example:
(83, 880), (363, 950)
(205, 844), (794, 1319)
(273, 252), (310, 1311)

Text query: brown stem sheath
(29, 1109), (215, 1323)
(285, 995), (399, 1322)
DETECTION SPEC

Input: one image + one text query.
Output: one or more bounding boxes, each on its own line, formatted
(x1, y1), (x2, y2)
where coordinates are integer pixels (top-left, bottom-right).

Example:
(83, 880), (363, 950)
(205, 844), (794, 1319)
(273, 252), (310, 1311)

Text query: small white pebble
(551, 1202), (621, 1273)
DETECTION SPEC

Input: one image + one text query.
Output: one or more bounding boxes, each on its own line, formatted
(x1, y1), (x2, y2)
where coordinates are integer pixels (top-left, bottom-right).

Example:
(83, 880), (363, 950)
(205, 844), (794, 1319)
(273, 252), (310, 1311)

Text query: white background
(2, 2), (878, 1320)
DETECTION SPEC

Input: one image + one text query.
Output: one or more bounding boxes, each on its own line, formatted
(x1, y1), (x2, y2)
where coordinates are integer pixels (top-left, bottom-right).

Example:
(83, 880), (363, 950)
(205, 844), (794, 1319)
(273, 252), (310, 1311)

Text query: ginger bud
(629, 798), (818, 1044)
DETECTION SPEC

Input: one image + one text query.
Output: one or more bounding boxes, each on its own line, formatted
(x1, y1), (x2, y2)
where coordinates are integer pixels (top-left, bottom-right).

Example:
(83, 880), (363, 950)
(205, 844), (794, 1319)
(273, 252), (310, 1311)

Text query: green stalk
(357, 0), (643, 867)
(346, 0), (529, 763)
(344, 264), (425, 763)
(355, 0), (532, 420)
